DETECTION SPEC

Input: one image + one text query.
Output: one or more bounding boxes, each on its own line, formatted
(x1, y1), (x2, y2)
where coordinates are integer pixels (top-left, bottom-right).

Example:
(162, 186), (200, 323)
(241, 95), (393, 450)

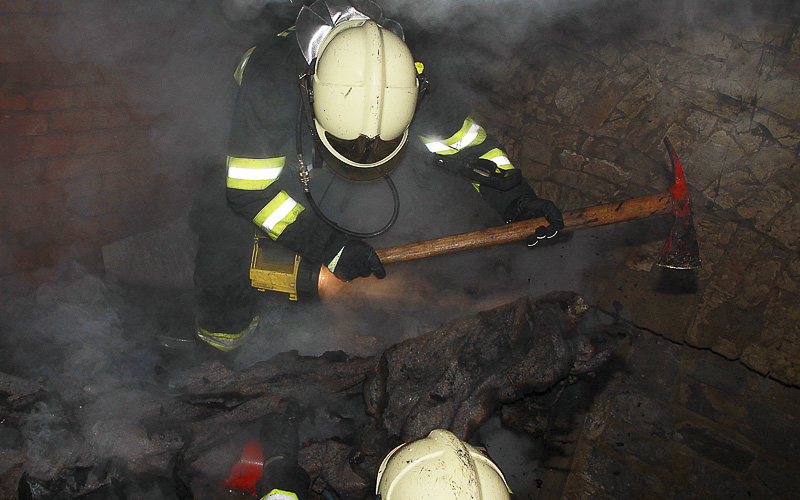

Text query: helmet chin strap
(296, 71), (399, 238)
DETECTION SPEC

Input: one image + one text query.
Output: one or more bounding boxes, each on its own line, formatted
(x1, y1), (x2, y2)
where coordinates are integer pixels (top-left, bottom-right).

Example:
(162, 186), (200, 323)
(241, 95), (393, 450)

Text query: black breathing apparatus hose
(295, 96), (399, 239)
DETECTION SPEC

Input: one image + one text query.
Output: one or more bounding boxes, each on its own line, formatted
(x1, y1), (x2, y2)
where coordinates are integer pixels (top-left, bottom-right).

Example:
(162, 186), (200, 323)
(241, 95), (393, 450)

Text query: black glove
(325, 239), (386, 282)
(504, 194), (565, 248)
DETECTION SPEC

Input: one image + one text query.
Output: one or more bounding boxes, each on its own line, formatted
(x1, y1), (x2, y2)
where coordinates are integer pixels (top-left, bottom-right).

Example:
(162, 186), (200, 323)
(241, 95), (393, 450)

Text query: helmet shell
(375, 429), (511, 500)
(313, 19), (419, 174)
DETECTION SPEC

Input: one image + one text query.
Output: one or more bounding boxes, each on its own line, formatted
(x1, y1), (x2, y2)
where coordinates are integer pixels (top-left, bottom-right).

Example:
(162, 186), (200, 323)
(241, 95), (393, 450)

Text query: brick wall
(0, 1), (167, 293)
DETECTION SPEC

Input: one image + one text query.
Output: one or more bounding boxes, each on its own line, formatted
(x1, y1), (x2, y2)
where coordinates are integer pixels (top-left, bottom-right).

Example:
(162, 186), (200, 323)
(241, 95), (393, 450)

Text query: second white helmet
(375, 429), (512, 500)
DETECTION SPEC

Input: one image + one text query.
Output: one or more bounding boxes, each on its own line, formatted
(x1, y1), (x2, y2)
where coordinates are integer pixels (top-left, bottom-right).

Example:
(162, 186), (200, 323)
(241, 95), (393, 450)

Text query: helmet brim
(315, 119), (409, 181)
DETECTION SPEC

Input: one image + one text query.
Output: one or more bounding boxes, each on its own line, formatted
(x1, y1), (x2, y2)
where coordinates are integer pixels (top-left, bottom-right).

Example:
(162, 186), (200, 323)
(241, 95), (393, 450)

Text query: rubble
(2, 293), (618, 499)
(364, 293), (614, 442)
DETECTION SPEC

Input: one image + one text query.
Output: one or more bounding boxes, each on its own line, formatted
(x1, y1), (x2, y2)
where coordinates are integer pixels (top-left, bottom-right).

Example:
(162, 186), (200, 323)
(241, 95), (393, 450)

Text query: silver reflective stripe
(449, 123), (482, 150)
(424, 141), (451, 153)
(234, 46), (256, 85)
(262, 491), (299, 500)
(228, 166), (283, 181)
(261, 198), (299, 233)
(487, 154), (510, 167)
(423, 122), (483, 154)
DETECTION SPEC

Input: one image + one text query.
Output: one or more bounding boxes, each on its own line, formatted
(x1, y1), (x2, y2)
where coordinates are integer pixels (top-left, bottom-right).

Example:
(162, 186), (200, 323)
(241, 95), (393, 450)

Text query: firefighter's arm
(227, 185), (384, 279)
(416, 111), (563, 251)
(411, 43), (562, 234)
(225, 44), (344, 266)
(419, 115), (561, 219)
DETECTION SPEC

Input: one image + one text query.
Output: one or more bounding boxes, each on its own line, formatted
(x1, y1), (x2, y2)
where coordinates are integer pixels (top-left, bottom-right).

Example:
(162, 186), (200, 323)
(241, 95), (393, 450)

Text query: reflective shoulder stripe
(480, 148), (514, 170)
(195, 316), (259, 352)
(234, 46), (256, 85)
(421, 117), (487, 156)
(253, 191), (304, 240)
(227, 156), (286, 190)
(260, 489), (300, 500)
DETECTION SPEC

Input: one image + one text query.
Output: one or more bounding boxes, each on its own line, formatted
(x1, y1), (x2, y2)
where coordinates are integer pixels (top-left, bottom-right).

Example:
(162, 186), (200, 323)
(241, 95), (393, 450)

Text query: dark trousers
(255, 459), (310, 500)
(191, 162), (258, 336)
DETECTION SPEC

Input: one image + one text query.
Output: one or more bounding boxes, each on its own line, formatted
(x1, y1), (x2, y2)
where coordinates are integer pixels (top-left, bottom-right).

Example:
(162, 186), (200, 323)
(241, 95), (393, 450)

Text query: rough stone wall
(0, 1), (165, 292)
(546, 331), (800, 499)
(475, 12), (800, 386)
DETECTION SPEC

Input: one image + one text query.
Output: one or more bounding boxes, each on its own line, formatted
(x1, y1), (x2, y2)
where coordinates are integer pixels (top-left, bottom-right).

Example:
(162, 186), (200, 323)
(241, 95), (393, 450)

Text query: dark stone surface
(677, 382), (724, 422)
(753, 460), (800, 499)
(0, 425), (22, 449)
(675, 423), (755, 472)
(603, 424), (671, 467)
(687, 358), (748, 396)
(687, 461), (773, 500)
(740, 402), (800, 462)
(583, 449), (660, 498)
(625, 335), (683, 402)
(609, 389), (675, 439)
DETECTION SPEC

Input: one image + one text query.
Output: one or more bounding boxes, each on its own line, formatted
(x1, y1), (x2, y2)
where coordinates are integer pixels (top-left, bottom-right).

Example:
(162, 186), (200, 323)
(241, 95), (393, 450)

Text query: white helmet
(312, 19), (420, 180)
(375, 429), (512, 500)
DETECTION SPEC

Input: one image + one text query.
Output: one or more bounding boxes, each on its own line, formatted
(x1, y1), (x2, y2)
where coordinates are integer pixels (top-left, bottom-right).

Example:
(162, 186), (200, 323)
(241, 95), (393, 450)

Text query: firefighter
(254, 408), (511, 500)
(192, 0), (563, 353)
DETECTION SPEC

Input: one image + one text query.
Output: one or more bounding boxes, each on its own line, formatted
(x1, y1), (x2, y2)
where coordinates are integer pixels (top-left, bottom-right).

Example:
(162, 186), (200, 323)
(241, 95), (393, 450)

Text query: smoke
(221, 0), (309, 21)
(51, 0), (280, 186)
(0, 263), (172, 476)
(2, 265), (152, 390)
(44, 0), (799, 183)
(6, 0), (800, 491)
(221, 0), (278, 21)
(15, 0), (791, 386)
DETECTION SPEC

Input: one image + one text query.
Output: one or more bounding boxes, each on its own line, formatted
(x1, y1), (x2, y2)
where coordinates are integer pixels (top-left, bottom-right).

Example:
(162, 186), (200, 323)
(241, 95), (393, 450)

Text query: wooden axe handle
(377, 192), (672, 264)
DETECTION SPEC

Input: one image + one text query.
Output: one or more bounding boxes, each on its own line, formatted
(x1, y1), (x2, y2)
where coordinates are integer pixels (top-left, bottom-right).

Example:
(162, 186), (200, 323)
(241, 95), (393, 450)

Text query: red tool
(657, 137), (701, 269)
(220, 441), (263, 494)
(375, 136), (702, 270)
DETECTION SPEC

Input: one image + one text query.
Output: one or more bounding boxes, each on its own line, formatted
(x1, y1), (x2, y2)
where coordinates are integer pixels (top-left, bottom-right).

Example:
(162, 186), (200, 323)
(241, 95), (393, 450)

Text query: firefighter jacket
(225, 27), (536, 266)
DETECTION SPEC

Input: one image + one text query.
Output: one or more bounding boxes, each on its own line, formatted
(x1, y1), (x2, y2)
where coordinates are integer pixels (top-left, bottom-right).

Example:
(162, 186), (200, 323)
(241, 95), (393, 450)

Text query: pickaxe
(375, 137), (702, 270)
(249, 137), (701, 299)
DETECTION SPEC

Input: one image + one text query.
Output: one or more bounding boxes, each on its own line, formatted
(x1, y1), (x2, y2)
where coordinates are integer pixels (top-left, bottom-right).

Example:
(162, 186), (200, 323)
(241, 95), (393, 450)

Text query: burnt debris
(1, 293), (619, 499)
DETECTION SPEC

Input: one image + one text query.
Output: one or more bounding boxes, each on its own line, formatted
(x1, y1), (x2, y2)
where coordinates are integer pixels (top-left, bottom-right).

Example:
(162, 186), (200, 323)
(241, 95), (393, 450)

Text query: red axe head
(657, 137), (702, 269)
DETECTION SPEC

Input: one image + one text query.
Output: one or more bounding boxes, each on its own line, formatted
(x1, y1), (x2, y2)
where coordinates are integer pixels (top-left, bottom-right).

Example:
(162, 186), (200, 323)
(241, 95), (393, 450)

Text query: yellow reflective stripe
(261, 489), (300, 500)
(327, 246), (344, 273)
(226, 156), (286, 190)
(276, 26), (296, 38)
(253, 191), (304, 240)
(195, 316), (259, 351)
(234, 46), (256, 86)
(472, 148), (515, 193)
(480, 148), (514, 170)
(449, 121), (485, 150)
(421, 118), (486, 155)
